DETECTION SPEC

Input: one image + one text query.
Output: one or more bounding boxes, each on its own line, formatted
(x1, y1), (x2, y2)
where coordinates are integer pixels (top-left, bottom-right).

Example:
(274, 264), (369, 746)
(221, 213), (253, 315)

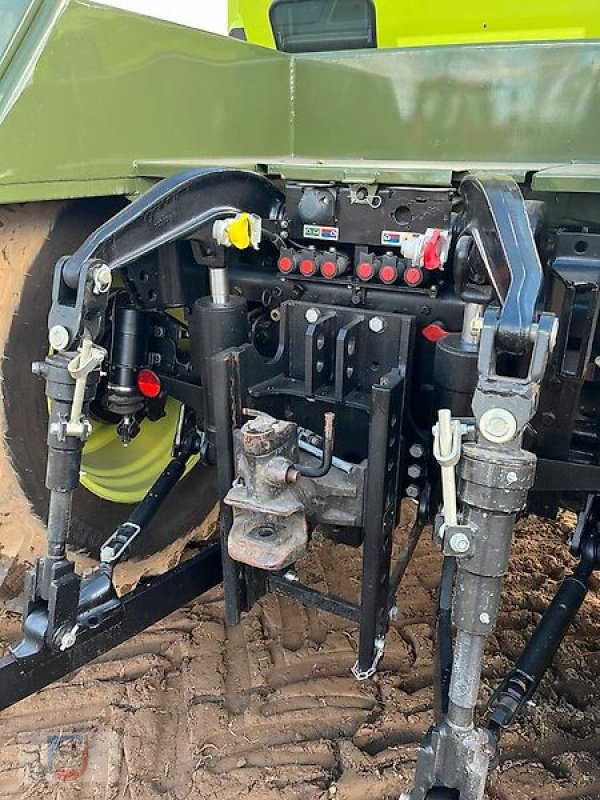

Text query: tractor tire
(0, 199), (217, 558)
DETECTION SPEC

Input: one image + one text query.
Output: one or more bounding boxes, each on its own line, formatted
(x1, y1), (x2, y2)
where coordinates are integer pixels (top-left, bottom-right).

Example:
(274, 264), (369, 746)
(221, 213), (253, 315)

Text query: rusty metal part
(225, 412), (307, 570)
(225, 411), (365, 570)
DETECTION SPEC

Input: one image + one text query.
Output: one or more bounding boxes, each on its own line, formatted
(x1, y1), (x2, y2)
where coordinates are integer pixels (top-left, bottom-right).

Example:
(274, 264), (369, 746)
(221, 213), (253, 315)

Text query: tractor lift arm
(48, 167), (283, 349)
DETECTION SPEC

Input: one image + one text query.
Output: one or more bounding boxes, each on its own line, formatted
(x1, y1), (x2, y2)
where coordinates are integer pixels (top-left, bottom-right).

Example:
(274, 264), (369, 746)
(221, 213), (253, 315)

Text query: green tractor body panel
(1, 0), (600, 206)
(0, 0), (291, 203)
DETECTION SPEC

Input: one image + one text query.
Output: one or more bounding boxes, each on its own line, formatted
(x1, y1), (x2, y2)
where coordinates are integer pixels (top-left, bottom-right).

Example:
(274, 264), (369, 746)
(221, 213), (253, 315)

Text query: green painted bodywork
(0, 1), (291, 202)
(1, 0), (600, 205)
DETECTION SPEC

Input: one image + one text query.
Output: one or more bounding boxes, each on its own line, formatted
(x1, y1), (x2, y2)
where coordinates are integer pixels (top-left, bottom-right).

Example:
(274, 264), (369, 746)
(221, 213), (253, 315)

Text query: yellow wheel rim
(80, 397), (198, 504)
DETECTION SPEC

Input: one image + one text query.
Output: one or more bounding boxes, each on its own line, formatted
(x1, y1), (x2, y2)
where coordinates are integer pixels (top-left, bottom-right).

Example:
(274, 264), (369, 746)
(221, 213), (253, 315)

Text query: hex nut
(305, 307), (320, 324)
(409, 443), (424, 459)
(368, 316), (385, 334)
(58, 625), (78, 651)
(449, 531), (470, 554)
(479, 612), (491, 625)
(93, 264), (112, 294)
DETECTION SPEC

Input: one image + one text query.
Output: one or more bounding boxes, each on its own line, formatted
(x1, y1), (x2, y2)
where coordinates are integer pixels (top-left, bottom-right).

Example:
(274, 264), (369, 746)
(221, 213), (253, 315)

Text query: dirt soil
(0, 509), (598, 800)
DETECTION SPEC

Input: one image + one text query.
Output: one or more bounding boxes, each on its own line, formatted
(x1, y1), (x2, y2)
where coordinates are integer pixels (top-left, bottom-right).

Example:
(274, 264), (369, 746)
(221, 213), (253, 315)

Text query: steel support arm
(48, 167), (283, 348)
(459, 175), (544, 355)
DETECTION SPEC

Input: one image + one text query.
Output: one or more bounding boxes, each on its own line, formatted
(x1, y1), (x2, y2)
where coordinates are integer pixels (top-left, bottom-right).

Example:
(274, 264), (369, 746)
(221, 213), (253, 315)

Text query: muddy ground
(0, 509), (598, 800)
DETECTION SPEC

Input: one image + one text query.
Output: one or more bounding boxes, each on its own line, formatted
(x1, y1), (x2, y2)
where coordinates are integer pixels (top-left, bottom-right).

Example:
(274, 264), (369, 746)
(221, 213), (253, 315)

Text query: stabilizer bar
(487, 493), (600, 735)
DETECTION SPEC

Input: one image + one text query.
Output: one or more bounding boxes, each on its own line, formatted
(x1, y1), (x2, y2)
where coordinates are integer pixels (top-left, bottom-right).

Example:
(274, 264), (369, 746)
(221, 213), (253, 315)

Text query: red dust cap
(357, 261), (374, 280)
(320, 260), (337, 278)
(278, 255), (294, 273)
(137, 369), (162, 399)
(404, 267), (423, 286)
(299, 258), (316, 276)
(379, 264), (397, 284)
(422, 323), (448, 343)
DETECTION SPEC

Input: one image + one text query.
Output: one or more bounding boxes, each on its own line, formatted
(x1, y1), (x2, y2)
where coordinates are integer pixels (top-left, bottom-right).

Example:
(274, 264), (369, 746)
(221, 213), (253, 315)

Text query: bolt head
(449, 531), (470, 554)
(409, 443), (424, 459)
(479, 407), (517, 444)
(368, 316), (385, 334)
(93, 264), (112, 294)
(479, 612), (491, 625)
(305, 307), (320, 324)
(58, 625), (78, 651)
(49, 325), (70, 351)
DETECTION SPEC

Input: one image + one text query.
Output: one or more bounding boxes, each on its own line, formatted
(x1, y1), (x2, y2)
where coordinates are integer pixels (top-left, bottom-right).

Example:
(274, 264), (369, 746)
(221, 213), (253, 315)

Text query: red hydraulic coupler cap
(404, 266), (423, 286)
(423, 229), (442, 270)
(320, 259), (337, 278)
(137, 368), (162, 399)
(422, 323), (449, 343)
(299, 258), (317, 276)
(379, 264), (398, 284)
(278, 255), (295, 273)
(356, 261), (374, 281)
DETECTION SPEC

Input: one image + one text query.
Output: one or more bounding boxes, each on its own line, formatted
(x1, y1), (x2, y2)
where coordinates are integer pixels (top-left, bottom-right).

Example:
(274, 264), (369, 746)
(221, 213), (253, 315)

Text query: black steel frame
(205, 297), (417, 676)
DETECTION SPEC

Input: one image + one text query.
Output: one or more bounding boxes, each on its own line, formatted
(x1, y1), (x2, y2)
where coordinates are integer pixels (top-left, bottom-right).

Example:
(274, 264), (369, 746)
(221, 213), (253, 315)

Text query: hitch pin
(432, 409), (472, 535)
(65, 338), (106, 440)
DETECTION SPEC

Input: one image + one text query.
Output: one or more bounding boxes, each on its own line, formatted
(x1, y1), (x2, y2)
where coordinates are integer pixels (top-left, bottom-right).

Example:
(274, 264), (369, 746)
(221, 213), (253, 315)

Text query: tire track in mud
(0, 512), (598, 799)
